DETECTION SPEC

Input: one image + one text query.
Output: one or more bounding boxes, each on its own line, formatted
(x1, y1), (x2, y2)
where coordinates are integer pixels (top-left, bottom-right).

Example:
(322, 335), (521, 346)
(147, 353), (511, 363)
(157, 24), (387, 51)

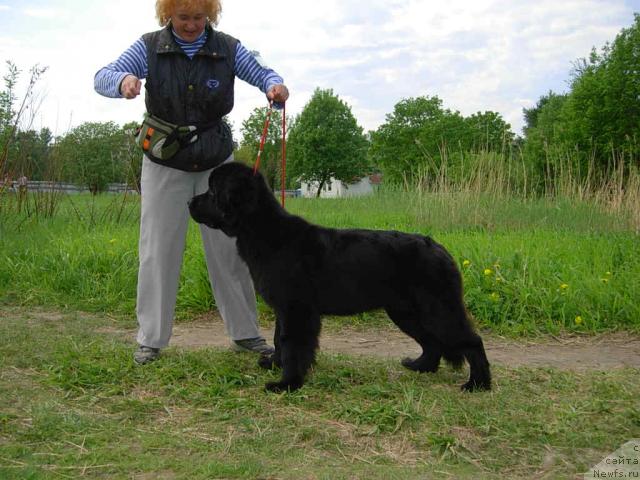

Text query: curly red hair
(155, 0), (222, 26)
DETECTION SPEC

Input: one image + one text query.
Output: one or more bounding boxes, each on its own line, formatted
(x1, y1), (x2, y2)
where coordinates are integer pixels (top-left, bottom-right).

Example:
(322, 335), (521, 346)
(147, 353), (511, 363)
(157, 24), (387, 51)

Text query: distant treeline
(1, 14), (638, 194)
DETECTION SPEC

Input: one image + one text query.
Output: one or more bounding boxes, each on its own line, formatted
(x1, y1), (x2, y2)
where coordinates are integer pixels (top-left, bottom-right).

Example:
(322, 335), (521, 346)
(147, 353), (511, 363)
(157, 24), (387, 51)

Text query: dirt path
(163, 313), (640, 371)
(7, 308), (640, 371)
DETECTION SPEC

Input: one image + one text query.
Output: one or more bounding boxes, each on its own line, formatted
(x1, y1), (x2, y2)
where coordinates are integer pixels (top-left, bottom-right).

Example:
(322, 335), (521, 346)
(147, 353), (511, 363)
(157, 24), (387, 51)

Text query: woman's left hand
(267, 84), (289, 103)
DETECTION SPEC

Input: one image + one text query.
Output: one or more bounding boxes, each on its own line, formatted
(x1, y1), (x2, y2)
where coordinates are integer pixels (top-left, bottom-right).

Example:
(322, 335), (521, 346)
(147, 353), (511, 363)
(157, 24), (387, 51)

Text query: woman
(95, 0), (289, 364)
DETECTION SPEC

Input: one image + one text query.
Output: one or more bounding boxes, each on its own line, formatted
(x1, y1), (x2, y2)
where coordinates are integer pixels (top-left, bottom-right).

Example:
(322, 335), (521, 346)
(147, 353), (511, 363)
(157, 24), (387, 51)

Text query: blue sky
(0, 0), (638, 138)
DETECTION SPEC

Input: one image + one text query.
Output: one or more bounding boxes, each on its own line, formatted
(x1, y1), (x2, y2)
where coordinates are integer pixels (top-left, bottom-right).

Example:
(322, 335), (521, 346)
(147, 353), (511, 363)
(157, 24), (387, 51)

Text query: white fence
(5, 181), (138, 195)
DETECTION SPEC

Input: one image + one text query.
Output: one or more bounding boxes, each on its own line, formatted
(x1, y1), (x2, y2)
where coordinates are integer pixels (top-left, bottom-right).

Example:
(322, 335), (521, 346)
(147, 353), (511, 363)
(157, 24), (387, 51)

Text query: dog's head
(188, 163), (266, 237)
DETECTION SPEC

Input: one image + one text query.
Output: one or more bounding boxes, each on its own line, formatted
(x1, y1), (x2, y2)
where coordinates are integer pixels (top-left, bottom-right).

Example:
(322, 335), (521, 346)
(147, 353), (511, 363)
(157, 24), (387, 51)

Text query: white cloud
(1, 0), (637, 137)
(23, 8), (62, 18)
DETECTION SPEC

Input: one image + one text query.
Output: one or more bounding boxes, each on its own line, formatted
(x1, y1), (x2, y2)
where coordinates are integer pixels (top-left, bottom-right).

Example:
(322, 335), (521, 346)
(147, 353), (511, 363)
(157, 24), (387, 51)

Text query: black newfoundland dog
(189, 163), (491, 393)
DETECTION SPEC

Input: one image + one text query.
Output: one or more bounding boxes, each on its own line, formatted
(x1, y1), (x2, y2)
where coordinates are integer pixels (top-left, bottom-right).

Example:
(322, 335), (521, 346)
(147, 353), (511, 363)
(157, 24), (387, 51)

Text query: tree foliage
(0, 62), (18, 143)
(524, 14), (640, 170)
(4, 15), (639, 200)
(465, 111), (514, 152)
(0, 61), (48, 178)
(287, 88), (369, 196)
(522, 92), (569, 172)
(7, 128), (53, 180)
(370, 95), (513, 184)
(54, 122), (130, 194)
(239, 107), (285, 190)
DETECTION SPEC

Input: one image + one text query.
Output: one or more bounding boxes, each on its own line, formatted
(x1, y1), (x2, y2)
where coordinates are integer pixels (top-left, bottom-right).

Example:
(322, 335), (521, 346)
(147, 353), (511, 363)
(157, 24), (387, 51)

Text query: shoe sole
(230, 343), (274, 355)
(134, 353), (160, 364)
(134, 358), (158, 365)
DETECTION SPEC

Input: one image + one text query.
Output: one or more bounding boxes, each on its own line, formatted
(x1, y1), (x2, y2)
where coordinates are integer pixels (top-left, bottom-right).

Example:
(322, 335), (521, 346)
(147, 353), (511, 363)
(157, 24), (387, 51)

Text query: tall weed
(398, 147), (639, 232)
(1, 146), (638, 334)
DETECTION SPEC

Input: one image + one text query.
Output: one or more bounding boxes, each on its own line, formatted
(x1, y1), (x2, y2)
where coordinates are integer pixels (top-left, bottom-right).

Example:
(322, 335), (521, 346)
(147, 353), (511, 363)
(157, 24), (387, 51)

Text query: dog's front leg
(265, 307), (320, 393)
(257, 320), (282, 370)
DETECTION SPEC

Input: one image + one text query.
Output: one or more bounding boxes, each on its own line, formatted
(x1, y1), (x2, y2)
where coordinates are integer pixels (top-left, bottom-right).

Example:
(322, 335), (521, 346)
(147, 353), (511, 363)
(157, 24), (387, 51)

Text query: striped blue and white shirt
(94, 28), (284, 107)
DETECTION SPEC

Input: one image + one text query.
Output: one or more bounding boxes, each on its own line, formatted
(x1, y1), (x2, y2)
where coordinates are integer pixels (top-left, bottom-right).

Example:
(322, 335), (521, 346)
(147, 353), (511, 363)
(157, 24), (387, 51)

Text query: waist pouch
(136, 114), (233, 171)
(136, 114), (206, 160)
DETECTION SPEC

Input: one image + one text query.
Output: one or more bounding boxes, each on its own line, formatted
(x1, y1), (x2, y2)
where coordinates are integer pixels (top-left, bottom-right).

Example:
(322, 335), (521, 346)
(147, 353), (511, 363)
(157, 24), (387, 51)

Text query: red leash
(281, 102), (286, 207)
(253, 101), (287, 208)
(252, 101), (272, 175)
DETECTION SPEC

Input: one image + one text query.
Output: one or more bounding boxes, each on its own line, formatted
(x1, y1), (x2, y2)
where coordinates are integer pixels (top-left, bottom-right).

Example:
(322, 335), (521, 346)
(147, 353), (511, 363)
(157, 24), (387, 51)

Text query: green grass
(290, 190), (636, 234)
(1, 307), (639, 479)
(0, 190), (638, 477)
(1, 190), (638, 334)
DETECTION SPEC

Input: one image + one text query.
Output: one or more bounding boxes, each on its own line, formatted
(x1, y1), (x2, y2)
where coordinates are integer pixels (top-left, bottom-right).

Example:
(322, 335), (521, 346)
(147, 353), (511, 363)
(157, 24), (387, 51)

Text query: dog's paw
(264, 379), (303, 393)
(401, 356), (438, 373)
(264, 381), (288, 393)
(460, 379), (491, 392)
(257, 354), (281, 370)
(400, 357), (418, 370)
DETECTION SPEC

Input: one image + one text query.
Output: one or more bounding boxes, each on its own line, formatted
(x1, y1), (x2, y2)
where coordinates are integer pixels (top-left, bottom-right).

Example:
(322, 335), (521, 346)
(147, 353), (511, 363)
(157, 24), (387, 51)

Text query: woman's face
(171, 6), (208, 42)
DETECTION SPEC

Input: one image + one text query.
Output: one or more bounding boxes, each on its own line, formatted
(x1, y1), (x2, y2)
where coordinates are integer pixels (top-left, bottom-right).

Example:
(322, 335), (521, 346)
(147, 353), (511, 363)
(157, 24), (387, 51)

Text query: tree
(523, 14), (640, 170)
(0, 62), (18, 146)
(523, 92), (569, 174)
(287, 88), (369, 197)
(8, 127), (53, 180)
(565, 14), (640, 163)
(465, 111), (514, 152)
(239, 106), (285, 191)
(370, 96), (445, 184)
(120, 121), (143, 191)
(0, 61), (48, 178)
(523, 90), (558, 134)
(55, 121), (127, 194)
(370, 96), (514, 185)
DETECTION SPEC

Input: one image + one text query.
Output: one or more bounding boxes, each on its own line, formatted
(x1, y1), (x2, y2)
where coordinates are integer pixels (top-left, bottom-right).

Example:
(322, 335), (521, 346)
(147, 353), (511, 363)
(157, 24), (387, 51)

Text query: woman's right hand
(120, 75), (141, 99)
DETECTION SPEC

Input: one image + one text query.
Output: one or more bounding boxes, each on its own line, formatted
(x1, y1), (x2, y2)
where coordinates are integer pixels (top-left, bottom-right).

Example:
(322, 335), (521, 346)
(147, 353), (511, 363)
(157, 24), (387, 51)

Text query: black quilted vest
(142, 24), (237, 171)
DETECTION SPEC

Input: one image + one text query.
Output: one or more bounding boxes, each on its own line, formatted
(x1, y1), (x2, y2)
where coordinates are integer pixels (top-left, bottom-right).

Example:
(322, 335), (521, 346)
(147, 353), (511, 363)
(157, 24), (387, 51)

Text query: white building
(300, 174), (381, 198)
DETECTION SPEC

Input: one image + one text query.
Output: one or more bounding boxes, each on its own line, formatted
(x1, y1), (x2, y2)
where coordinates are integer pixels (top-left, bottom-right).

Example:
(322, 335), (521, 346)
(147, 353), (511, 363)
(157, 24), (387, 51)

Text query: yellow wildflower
(560, 283), (569, 290)
(483, 268), (493, 276)
(574, 316), (583, 325)
(462, 260), (471, 268)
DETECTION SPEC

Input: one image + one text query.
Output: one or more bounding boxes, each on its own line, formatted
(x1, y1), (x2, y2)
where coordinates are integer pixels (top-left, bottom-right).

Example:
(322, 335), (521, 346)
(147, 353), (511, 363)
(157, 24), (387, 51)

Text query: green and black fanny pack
(135, 114), (217, 161)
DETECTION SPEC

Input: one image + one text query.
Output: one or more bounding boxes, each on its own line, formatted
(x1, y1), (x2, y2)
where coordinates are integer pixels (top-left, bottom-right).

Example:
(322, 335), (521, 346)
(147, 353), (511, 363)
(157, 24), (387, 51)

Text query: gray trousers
(135, 155), (260, 348)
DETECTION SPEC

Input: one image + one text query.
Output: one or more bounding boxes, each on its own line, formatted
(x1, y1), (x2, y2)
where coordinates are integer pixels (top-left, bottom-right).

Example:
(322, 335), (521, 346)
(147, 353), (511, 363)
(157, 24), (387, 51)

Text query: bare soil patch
(166, 312), (640, 371)
(4, 307), (639, 370)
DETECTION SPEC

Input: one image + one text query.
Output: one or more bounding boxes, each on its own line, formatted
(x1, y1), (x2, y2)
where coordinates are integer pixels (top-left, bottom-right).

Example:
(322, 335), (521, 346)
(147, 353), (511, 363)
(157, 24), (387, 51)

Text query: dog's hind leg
(402, 336), (443, 373)
(457, 333), (491, 392)
(385, 307), (442, 373)
(409, 294), (491, 391)
(434, 312), (491, 391)
(265, 307), (321, 393)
